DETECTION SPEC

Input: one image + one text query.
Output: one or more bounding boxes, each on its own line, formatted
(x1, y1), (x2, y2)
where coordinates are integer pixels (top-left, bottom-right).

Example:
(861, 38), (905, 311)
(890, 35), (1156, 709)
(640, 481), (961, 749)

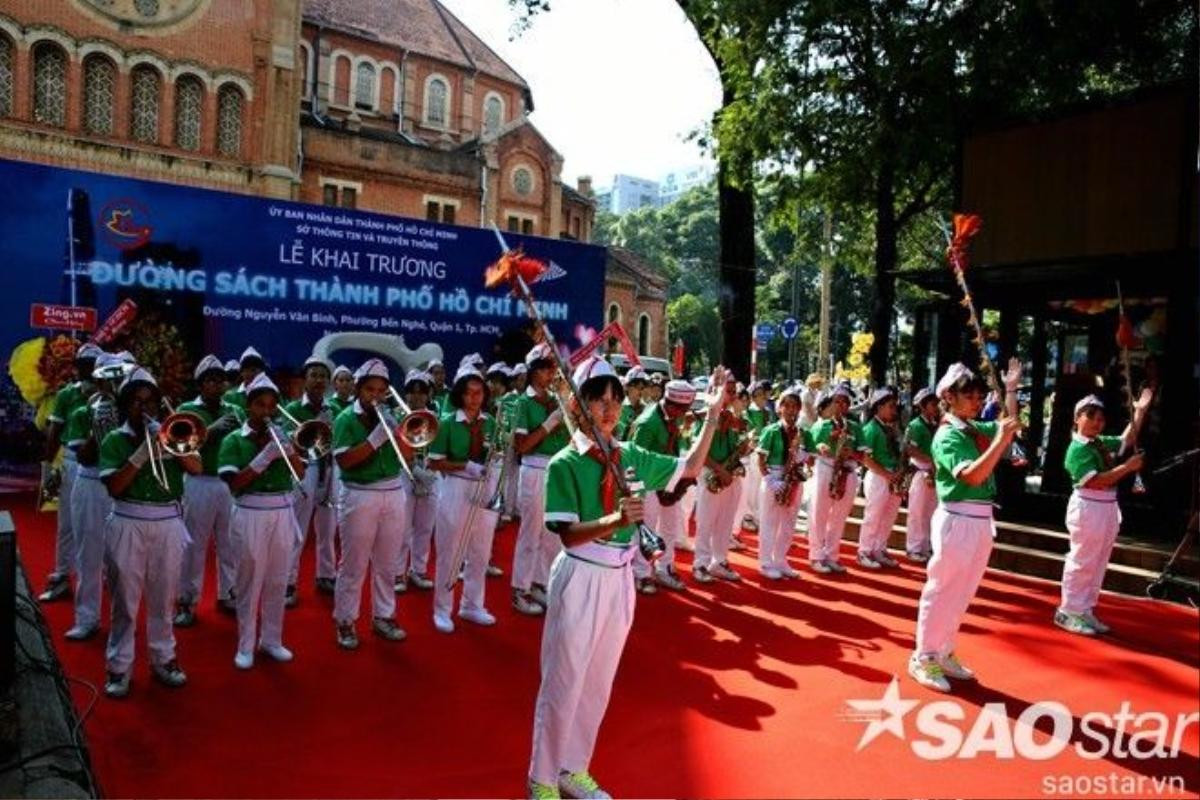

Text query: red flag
(484, 248), (547, 290)
(672, 339), (685, 375)
(946, 213), (983, 272)
(1116, 313), (1137, 350)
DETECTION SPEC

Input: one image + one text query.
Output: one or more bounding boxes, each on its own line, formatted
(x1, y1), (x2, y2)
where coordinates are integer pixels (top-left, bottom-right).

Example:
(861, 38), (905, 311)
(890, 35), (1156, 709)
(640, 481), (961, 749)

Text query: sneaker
(1054, 610), (1097, 636)
(939, 652), (975, 681)
(636, 577), (658, 595)
(654, 568), (686, 591)
(314, 577), (336, 595)
(693, 565), (715, 583)
(810, 561), (832, 575)
(259, 643), (294, 662)
(432, 613), (455, 634)
(284, 585), (298, 608)
(234, 651), (254, 670)
(875, 551), (899, 568)
(104, 671), (130, 698)
(372, 617), (407, 641)
(513, 592), (545, 616)
(710, 562), (741, 582)
(217, 595), (238, 615)
(558, 770), (611, 800)
(336, 623), (359, 650)
(151, 659), (188, 688)
(530, 584), (549, 607)
(393, 576), (408, 594)
(458, 607), (497, 626)
(408, 571), (434, 590)
(37, 575), (71, 603)
(779, 564), (801, 579)
(857, 552), (882, 569)
(173, 603), (196, 627)
(486, 563), (504, 578)
(827, 560), (847, 574)
(527, 779), (561, 800)
(761, 566), (783, 581)
(906, 549), (930, 563)
(64, 623), (99, 641)
(742, 515), (759, 532)
(908, 654), (951, 693)
(1082, 611), (1111, 634)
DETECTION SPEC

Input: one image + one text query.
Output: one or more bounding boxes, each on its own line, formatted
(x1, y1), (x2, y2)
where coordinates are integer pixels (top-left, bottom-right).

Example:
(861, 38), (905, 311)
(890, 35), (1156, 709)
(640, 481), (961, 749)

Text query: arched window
(32, 42), (67, 127)
(174, 75), (203, 150)
(130, 65), (161, 144)
(81, 55), (116, 135)
(638, 313), (651, 356)
(216, 84), (243, 158)
(483, 93), (503, 135)
(355, 62), (375, 109)
(0, 35), (14, 118)
(424, 75), (448, 127)
(607, 303), (620, 325)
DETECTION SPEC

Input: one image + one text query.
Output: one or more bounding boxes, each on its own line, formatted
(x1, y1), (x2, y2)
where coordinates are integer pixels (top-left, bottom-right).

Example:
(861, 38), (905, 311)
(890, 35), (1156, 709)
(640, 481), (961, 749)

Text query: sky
(438, 0), (721, 188)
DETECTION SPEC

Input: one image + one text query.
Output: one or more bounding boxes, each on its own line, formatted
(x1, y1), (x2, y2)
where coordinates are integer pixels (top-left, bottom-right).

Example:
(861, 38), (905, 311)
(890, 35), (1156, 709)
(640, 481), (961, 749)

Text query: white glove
(461, 461), (485, 479)
(367, 422), (390, 450)
(250, 444), (281, 473)
(413, 465), (437, 484)
(768, 478), (787, 495)
(128, 440), (151, 468)
(541, 408), (564, 432)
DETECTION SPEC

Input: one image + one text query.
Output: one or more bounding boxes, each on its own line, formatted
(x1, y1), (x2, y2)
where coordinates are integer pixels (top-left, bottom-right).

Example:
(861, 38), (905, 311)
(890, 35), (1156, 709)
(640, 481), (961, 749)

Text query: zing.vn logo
(842, 678), (1198, 761)
(99, 198), (152, 250)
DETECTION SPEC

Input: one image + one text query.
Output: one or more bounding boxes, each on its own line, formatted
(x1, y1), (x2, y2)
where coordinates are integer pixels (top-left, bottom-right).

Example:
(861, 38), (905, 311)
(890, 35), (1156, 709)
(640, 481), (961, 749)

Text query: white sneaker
(693, 565), (715, 583)
(259, 644), (294, 662)
(458, 607), (497, 626)
(558, 770), (611, 800)
(654, 568), (686, 591)
(433, 613), (455, 633)
(530, 585), (549, 607)
(1054, 610), (1097, 636)
(939, 652), (975, 681)
(1082, 611), (1111, 634)
(908, 654), (951, 693)
(65, 623), (99, 641)
(810, 561), (832, 575)
(234, 651), (254, 670)
(761, 566), (783, 581)
(906, 549), (930, 563)
(827, 560), (847, 573)
(857, 552), (882, 569)
(875, 551), (899, 568)
(513, 592), (545, 616)
(779, 564), (801, 579)
(104, 670), (131, 698)
(709, 562), (741, 582)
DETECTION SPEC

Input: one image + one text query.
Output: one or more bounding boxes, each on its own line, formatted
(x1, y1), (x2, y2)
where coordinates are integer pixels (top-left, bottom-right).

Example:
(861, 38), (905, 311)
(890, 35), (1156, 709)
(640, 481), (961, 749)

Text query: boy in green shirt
(328, 364), (355, 416)
(856, 387), (905, 569)
(694, 376), (750, 583)
(1055, 390), (1151, 636)
(904, 387), (940, 562)
(807, 383), (866, 573)
(222, 346), (266, 410)
(393, 369), (439, 593)
(754, 385), (813, 579)
(909, 360), (1021, 694)
(99, 367), (202, 698)
(527, 357), (729, 800)
(218, 372), (306, 670)
(615, 366), (648, 440)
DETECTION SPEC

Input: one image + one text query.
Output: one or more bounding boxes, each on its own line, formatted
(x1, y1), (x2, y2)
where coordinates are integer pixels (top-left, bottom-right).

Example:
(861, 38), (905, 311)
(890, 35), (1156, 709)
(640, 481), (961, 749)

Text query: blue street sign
(780, 317), (799, 340)
(756, 322), (776, 342)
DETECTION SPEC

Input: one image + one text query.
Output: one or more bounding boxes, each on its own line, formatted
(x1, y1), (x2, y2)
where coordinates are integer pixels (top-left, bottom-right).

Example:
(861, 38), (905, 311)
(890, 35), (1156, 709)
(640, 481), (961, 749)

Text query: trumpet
(276, 405), (333, 460)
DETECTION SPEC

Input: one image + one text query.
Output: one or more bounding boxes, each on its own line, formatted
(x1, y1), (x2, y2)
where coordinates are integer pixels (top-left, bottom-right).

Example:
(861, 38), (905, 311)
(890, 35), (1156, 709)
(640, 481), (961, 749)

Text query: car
(605, 353), (674, 381)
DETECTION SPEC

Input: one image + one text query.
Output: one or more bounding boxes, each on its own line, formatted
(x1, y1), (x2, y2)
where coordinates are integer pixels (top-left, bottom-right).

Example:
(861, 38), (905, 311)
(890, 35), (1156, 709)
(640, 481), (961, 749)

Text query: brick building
(603, 246), (668, 359)
(0, 0), (664, 339)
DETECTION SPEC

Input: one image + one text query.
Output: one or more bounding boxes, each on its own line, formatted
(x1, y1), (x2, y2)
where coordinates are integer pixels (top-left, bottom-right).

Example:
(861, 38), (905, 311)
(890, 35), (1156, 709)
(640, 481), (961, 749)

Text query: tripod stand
(1145, 448), (1199, 606)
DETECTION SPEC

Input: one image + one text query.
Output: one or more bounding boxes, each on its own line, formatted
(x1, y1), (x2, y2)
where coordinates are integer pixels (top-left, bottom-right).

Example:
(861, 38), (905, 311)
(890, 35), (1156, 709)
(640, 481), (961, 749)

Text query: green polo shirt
(631, 404), (684, 456)
(757, 421), (812, 467)
(63, 405), (92, 450)
(332, 402), (402, 484)
(99, 426), (184, 502)
(429, 410), (496, 465)
(706, 413), (745, 464)
(514, 389), (570, 457)
(327, 395), (353, 416)
(431, 387), (450, 415)
(616, 400), (645, 440)
(177, 397), (246, 476)
(906, 416), (937, 462)
(932, 418), (999, 502)
(744, 405), (770, 436)
(217, 424), (297, 495)
(1064, 434), (1124, 488)
(860, 418), (901, 471)
(809, 417), (864, 452)
(544, 439), (683, 546)
(49, 381), (88, 426)
(222, 386), (248, 410)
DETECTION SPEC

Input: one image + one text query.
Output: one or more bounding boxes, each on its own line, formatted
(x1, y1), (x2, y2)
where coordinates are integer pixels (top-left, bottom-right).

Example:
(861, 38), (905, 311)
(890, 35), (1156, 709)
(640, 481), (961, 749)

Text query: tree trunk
(869, 160), (898, 385)
(717, 154), (756, 380)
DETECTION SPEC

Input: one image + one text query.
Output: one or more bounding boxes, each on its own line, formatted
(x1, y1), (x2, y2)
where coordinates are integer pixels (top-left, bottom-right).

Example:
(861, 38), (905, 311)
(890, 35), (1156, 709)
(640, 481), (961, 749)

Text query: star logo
(842, 677), (920, 751)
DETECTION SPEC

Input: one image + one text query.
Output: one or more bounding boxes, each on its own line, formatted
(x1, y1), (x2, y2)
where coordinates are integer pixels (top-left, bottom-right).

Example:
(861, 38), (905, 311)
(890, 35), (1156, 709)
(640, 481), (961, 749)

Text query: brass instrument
(706, 429), (753, 493)
(145, 399), (207, 491)
(386, 386), (440, 449)
(276, 405), (333, 460)
(828, 421), (855, 501)
(441, 402), (507, 592)
(87, 389), (120, 446)
(774, 424), (810, 505)
(889, 429), (916, 496)
(484, 398), (517, 512)
(267, 422), (307, 498)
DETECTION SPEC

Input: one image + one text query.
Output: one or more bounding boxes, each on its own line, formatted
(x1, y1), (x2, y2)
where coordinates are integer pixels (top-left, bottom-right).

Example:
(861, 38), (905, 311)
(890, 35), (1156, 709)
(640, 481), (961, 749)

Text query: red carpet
(5, 493), (1198, 799)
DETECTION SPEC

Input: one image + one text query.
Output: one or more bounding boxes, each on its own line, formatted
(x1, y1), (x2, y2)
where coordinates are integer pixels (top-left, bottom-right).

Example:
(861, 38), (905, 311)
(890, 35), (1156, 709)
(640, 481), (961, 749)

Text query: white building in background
(594, 174), (660, 214)
(658, 163), (717, 206)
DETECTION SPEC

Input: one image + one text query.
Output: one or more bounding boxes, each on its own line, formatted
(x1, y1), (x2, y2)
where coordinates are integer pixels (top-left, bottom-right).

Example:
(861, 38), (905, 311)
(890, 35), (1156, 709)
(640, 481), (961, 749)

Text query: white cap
(332, 364), (352, 380)
(778, 384), (803, 404)
(223, 359), (240, 372)
(240, 346), (266, 367)
(303, 355), (332, 373)
(510, 363), (528, 377)
(245, 372), (280, 399)
(525, 343), (555, 366)
(453, 363), (484, 386)
(459, 353), (484, 370)
(193, 354), (225, 380)
(624, 366), (648, 384)
(572, 356), (616, 390)
(486, 361), (511, 378)
(120, 367), (157, 392)
(936, 363), (975, 397)
(831, 382), (854, 400)
(92, 352), (124, 376)
(76, 342), (104, 360)
(664, 379), (696, 405)
(426, 359), (444, 370)
(868, 386), (897, 410)
(1074, 394), (1105, 415)
(404, 369), (433, 387)
(354, 358), (390, 384)
(913, 387), (935, 406)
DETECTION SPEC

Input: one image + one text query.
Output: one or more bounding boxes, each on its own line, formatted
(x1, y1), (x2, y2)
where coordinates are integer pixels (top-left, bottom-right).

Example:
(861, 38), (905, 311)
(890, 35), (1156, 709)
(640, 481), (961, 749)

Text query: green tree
(667, 292), (722, 373)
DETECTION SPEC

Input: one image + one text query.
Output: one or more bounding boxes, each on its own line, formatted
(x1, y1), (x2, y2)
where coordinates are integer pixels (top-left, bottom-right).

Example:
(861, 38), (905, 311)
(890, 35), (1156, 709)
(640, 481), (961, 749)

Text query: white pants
(70, 471), (111, 630)
(395, 476), (438, 578)
(290, 459), (337, 584)
(180, 475), (235, 604)
(1060, 494), (1120, 615)
(233, 499), (298, 655)
(808, 461), (859, 564)
(677, 485), (697, 546)
(634, 492), (683, 578)
(52, 456), (78, 578)
(334, 483), (408, 624)
(904, 470), (936, 553)
(529, 552), (634, 785)
(694, 471), (742, 569)
(859, 471), (903, 556)
(914, 505), (994, 658)
(434, 473), (498, 619)
(735, 456), (761, 525)
(104, 506), (188, 674)
(512, 464), (561, 592)
(757, 471), (804, 571)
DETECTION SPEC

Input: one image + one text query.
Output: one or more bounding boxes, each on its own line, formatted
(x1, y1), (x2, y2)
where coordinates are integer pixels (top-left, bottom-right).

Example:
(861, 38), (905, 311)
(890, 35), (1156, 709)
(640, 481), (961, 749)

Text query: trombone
(276, 406), (333, 460)
(146, 399), (208, 492)
(371, 386), (440, 482)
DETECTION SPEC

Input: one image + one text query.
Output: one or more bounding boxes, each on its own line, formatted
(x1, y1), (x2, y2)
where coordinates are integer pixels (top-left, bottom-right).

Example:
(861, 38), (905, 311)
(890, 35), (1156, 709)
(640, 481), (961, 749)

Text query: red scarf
(782, 422), (797, 453)
(466, 415), (485, 462)
(942, 419), (991, 453)
(585, 443), (622, 514)
(660, 406), (681, 454)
